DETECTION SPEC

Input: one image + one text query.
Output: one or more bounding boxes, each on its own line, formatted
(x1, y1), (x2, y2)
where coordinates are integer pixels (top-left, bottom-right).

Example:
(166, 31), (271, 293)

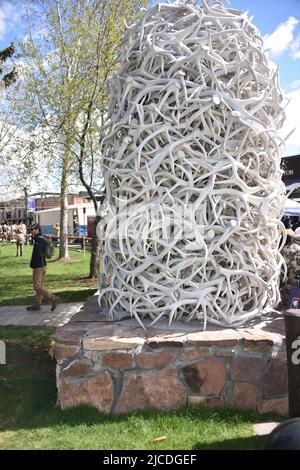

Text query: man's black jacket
(30, 235), (47, 269)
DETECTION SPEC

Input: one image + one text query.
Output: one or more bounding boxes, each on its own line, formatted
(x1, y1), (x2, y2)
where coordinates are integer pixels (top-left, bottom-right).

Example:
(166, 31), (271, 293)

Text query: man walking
(26, 224), (61, 312)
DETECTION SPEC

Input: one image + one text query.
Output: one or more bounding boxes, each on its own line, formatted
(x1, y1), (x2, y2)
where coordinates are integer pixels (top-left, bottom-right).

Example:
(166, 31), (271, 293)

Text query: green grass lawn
(0, 325), (282, 450)
(0, 242), (98, 306)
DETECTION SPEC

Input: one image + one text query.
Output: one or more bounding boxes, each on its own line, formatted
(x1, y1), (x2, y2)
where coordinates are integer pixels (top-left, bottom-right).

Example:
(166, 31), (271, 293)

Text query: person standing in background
(15, 221), (27, 256)
(52, 223), (60, 243)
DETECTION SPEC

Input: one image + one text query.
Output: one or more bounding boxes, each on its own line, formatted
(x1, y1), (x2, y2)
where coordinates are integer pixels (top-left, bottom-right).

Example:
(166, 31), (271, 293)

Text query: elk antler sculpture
(100, 1), (286, 329)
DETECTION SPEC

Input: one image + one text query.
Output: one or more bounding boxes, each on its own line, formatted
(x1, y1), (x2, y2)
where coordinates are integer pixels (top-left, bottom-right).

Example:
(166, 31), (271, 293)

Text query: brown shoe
(51, 295), (61, 312)
(26, 304), (41, 311)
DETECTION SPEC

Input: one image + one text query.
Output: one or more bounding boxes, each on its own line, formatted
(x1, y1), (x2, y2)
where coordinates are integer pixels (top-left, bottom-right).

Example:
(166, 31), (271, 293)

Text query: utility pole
(24, 187), (28, 226)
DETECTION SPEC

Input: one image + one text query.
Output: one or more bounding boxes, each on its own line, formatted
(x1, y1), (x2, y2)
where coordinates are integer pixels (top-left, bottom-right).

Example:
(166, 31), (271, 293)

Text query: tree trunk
(77, 99), (104, 278)
(89, 214), (102, 279)
(59, 158), (70, 260)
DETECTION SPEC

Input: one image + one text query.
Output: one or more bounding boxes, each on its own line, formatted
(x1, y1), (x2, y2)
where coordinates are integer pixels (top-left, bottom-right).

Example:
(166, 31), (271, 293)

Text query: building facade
(0, 198), (27, 224)
(0, 194), (89, 226)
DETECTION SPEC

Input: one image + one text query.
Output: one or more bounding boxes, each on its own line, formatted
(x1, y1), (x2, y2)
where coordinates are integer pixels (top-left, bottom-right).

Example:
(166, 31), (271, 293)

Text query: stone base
(50, 296), (288, 416)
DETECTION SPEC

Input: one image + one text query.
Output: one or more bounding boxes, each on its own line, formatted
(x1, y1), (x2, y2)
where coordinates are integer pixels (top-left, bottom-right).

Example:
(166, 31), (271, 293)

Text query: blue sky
(0, 0), (24, 49)
(0, 0), (300, 156)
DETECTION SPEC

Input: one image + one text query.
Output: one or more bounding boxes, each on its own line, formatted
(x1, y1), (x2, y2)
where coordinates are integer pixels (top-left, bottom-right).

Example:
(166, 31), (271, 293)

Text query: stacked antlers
(100, 1), (286, 329)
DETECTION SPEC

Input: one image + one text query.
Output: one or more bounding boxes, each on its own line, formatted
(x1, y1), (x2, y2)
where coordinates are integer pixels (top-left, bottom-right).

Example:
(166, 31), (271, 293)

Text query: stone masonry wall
(50, 318), (288, 416)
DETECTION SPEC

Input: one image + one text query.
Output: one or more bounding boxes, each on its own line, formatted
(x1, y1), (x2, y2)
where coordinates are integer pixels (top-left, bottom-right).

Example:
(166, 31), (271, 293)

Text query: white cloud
(264, 16), (299, 57)
(281, 87), (300, 155)
(290, 80), (300, 90)
(0, 1), (23, 41)
(290, 34), (300, 59)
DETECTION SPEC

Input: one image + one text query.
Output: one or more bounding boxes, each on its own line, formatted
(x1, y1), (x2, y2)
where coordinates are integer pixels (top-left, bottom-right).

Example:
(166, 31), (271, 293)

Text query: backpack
(44, 236), (55, 259)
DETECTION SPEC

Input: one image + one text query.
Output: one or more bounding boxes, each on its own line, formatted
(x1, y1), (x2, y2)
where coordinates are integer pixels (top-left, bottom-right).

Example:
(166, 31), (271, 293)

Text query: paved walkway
(0, 302), (84, 327)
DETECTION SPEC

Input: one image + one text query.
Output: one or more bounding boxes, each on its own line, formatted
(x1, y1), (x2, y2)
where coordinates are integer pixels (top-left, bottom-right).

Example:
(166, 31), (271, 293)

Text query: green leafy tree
(20, 0), (148, 270)
(0, 42), (17, 88)
(0, 43), (28, 201)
